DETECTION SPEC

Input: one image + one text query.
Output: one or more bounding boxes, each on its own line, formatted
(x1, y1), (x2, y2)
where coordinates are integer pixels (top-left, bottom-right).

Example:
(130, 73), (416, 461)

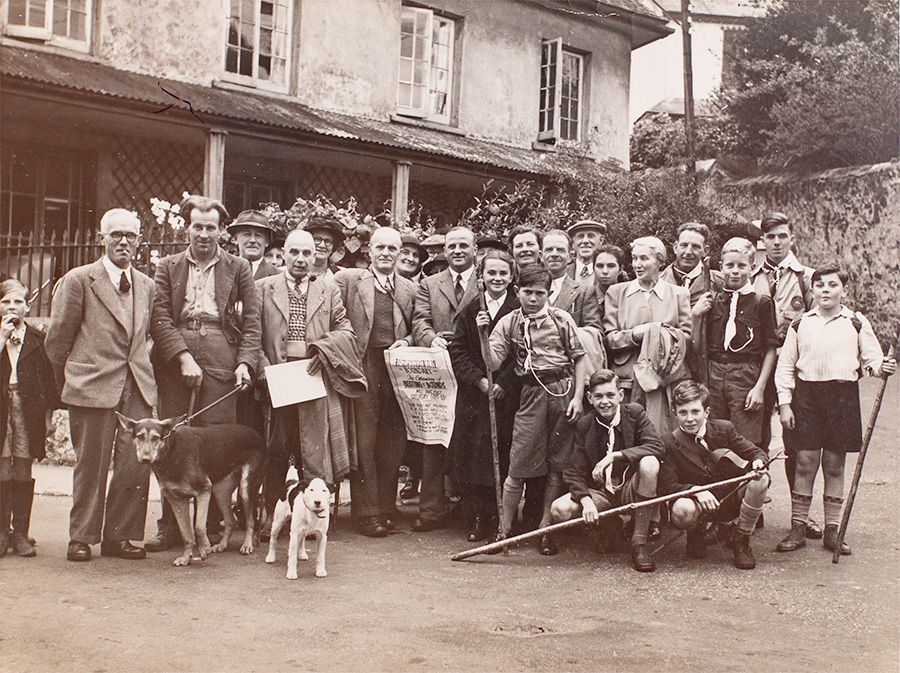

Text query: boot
(805, 517), (823, 540)
(823, 524), (851, 556)
(731, 532), (756, 569)
(685, 524), (707, 559)
(0, 481), (11, 559)
(11, 479), (36, 557)
(631, 543), (656, 572)
(776, 522), (807, 552)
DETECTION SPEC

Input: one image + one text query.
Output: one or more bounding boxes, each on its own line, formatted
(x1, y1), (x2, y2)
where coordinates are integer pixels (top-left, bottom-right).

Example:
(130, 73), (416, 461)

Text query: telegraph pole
(681, 0), (696, 173)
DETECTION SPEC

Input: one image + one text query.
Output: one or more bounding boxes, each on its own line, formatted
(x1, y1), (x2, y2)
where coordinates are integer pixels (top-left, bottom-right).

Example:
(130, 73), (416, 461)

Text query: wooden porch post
(204, 129), (227, 200)
(391, 160), (411, 227)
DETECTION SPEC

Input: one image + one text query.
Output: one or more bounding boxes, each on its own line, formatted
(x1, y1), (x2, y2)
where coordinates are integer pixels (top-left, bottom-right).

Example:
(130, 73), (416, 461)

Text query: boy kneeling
(550, 370), (664, 572)
(660, 380), (769, 569)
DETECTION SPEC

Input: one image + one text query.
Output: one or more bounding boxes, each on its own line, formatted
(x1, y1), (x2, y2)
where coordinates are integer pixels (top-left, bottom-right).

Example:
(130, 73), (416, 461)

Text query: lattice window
(408, 180), (476, 229)
(295, 163), (392, 217)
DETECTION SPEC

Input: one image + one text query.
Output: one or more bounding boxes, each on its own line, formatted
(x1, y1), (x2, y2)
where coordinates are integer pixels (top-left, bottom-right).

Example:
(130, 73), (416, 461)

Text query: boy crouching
(660, 380), (770, 569)
(550, 370), (664, 572)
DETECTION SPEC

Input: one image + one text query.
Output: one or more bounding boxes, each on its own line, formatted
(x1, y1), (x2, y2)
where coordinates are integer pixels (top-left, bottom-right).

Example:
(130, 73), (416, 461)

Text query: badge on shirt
(790, 296), (805, 311)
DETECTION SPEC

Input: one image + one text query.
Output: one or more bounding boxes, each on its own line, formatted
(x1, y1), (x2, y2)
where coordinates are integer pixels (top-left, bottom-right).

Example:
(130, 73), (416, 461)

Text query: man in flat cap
(566, 219), (607, 282)
(227, 210), (280, 281)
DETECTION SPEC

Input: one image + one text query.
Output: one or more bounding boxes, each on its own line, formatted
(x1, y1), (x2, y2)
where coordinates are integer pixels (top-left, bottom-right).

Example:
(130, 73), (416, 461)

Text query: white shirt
(284, 271), (309, 295)
(372, 269), (395, 293)
(574, 260), (594, 279)
(102, 255), (133, 290)
(251, 258), (263, 277)
(451, 266), (475, 292)
(5, 324), (26, 385)
(624, 278), (667, 300)
(549, 275), (565, 304)
(485, 291), (507, 320)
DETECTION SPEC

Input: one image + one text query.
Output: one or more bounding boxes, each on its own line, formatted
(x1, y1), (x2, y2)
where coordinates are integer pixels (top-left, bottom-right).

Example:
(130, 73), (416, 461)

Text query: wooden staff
(832, 321), (899, 564)
(476, 279), (506, 547)
(451, 470), (760, 561)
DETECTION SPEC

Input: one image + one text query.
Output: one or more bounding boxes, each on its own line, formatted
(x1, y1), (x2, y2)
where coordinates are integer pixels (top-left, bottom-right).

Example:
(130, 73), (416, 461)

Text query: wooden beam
(204, 128), (227, 200)
(391, 160), (412, 227)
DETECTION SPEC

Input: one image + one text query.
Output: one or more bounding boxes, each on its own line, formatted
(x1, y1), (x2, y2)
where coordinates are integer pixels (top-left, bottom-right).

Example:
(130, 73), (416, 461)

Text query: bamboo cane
(451, 470), (760, 561)
(476, 279), (506, 549)
(832, 323), (899, 563)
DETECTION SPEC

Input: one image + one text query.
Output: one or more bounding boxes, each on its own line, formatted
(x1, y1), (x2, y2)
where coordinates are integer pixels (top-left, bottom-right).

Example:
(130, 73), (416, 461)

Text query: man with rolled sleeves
(334, 227), (416, 537)
(144, 195), (261, 552)
(45, 209), (157, 562)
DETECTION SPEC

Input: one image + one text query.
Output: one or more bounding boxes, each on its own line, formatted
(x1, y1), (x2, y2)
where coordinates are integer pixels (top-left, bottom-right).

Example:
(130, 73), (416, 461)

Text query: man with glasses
(304, 216), (345, 281)
(46, 209), (158, 562)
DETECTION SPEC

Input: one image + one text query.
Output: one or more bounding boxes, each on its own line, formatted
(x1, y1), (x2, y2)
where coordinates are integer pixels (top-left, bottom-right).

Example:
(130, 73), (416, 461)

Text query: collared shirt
(102, 255), (133, 291)
(775, 306), (886, 405)
(549, 275), (565, 304)
(5, 324), (26, 385)
(451, 266), (475, 288)
(485, 291), (507, 320)
(672, 262), (702, 288)
(489, 306), (585, 375)
(574, 260), (594, 279)
(181, 247), (221, 321)
(624, 278), (667, 301)
(372, 269), (395, 294)
(250, 258), (262, 277)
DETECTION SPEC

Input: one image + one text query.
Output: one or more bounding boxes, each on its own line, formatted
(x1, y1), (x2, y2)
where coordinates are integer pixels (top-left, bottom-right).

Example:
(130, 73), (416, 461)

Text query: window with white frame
(397, 6), (456, 124)
(224, 0), (292, 90)
(539, 39), (584, 143)
(5, 0), (92, 51)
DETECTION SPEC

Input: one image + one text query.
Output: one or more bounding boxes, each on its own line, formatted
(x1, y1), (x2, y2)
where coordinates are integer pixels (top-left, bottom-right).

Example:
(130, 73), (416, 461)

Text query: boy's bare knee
(638, 456), (659, 478)
(550, 496), (577, 523)
(670, 498), (699, 530)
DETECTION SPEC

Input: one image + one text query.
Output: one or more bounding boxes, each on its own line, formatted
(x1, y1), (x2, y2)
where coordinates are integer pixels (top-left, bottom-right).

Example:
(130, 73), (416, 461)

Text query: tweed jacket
(150, 246), (261, 371)
(412, 267), (478, 347)
(253, 258), (281, 281)
(333, 267), (416, 348)
(551, 274), (603, 329)
(45, 259), (157, 409)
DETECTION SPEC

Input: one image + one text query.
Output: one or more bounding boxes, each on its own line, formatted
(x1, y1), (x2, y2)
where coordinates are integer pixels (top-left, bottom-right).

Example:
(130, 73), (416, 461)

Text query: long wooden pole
(681, 0), (696, 173)
(832, 323), (899, 563)
(451, 471), (759, 561)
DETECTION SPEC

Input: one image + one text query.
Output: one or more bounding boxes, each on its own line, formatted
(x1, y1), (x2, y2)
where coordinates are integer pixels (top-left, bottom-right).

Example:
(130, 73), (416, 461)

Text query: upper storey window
(539, 38), (584, 143)
(397, 6), (456, 125)
(6, 0), (92, 52)
(224, 0), (292, 91)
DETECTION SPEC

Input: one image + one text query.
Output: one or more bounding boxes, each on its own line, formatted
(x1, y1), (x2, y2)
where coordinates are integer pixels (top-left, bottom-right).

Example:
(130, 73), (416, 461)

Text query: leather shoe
(823, 524), (851, 556)
(399, 480), (419, 500)
(805, 517), (824, 540)
(101, 540), (147, 560)
(411, 517), (445, 532)
(485, 531), (506, 555)
(776, 523), (807, 552)
(467, 517), (489, 543)
(143, 531), (176, 552)
(731, 533), (756, 570)
(539, 534), (559, 556)
(67, 540), (91, 562)
(631, 543), (656, 572)
(358, 516), (388, 538)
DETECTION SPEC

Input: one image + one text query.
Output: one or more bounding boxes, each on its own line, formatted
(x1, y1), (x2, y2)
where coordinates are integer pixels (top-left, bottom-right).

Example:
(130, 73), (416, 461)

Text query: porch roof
(1, 44), (609, 180)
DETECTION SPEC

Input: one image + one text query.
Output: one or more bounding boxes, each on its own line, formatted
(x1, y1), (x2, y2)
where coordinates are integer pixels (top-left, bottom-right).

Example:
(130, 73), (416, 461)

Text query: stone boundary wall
(702, 161), (900, 347)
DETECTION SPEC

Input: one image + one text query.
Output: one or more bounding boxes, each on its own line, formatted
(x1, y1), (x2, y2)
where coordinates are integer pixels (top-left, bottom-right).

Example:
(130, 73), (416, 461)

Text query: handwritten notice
(265, 359), (327, 408)
(384, 347), (458, 447)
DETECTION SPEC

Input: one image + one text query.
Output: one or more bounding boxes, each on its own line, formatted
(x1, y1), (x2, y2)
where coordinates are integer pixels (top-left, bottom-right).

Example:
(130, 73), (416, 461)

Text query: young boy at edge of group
(659, 380), (770, 570)
(773, 263), (896, 556)
(485, 265), (587, 556)
(691, 237), (779, 448)
(550, 369), (664, 572)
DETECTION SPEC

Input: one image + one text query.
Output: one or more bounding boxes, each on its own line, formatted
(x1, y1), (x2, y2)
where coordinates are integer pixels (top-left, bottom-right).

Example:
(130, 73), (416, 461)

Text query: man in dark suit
(144, 195), (261, 552)
(227, 210), (281, 281)
(410, 226), (477, 530)
(334, 227), (416, 537)
(45, 209), (157, 562)
(550, 369), (664, 572)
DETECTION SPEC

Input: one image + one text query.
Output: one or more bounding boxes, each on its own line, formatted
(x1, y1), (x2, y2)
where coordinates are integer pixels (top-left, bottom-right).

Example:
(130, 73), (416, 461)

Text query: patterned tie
(119, 272), (131, 294)
(579, 266), (590, 278)
(9, 331), (22, 346)
(454, 274), (464, 303)
(723, 290), (739, 350)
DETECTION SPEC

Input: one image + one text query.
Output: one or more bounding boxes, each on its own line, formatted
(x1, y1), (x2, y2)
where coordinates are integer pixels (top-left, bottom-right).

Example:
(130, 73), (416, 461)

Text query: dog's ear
(115, 411), (135, 434)
(297, 479), (311, 492)
(160, 416), (186, 434)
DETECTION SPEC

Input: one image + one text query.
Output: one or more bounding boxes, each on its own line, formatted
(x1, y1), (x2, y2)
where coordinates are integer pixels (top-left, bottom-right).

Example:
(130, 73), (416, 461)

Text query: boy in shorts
(691, 237), (778, 447)
(550, 369), (664, 572)
(660, 380), (770, 569)
(487, 265), (587, 555)
(774, 263), (896, 555)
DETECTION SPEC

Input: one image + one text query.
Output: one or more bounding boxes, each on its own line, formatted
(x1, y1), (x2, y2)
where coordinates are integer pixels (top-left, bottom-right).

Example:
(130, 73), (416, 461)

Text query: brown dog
(116, 414), (266, 566)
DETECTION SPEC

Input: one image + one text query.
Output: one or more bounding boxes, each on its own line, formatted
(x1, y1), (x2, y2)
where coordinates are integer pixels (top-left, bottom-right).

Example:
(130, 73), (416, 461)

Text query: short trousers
(792, 379), (862, 454)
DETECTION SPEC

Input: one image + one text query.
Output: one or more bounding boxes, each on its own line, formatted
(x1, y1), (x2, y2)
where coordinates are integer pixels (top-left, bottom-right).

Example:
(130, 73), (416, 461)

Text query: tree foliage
(721, 0), (899, 171)
(629, 112), (737, 171)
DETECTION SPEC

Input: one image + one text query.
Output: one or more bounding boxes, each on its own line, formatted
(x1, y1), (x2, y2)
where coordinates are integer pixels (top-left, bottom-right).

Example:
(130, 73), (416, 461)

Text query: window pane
(9, 0), (29, 25)
(226, 46), (238, 73)
(53, 0), (67, 35)
(400, 33), (413, 59)
(240, 47), (253, 76)
(398, 83), (412, 108)
(44, 157), (71, 199)
(259, 27), (272, 55)
(399, 58), (413, 82)
(258, 54), (271, 80)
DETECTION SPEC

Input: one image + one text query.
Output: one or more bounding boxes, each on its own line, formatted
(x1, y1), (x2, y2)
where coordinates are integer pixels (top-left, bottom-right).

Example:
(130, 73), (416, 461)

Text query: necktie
(454, 274), (464, 302)
(119, 272), (131, 294)
(579, 266), (590, 278)
(385, 276), (394, 294)
(723, 290), (739, 350)
(9, 331), (22, 346)
(695, 432), (709, 452)
(600, 407), (623, 492)
(683, 272), (692, 288)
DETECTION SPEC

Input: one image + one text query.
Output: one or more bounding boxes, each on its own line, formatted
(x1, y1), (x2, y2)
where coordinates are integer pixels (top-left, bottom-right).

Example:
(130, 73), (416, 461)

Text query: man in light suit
(256, 230), (356, 515)
(334, 227), (416, 537)
(410, 226), (477, 530)
(45, 209), (157, 562)
(144, 195), (261, 552)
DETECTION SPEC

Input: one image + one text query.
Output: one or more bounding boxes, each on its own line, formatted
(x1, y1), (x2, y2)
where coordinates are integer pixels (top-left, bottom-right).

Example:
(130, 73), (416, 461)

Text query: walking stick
(451, 470), (760, 561)
(832, 321), (899, 564)
(476, 279), (506, 551)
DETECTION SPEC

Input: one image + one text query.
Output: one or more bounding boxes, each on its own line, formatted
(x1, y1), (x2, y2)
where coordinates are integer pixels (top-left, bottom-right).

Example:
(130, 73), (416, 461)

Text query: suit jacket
(150, 246), (261, 371)
(45, 259), (157, 408)
(563, 403), (664, 502)
(253, 258), (281, 281)
(412, 268), (478, 346)
(659, 419), (767, 495)
(660, 262), (724, 307)
(552, 274), (602, 329)
(333, 268), (416, 348)
(256, 273), (354, 369)
(1, 325), (60, 460)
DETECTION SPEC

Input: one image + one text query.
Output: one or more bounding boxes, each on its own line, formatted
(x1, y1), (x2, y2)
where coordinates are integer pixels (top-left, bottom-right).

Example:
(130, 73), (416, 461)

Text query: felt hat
(476, 235), (508, 252)
(400, 234), (429, 263)
(226, 210), (276, 239)
(304, 216), (346, 244)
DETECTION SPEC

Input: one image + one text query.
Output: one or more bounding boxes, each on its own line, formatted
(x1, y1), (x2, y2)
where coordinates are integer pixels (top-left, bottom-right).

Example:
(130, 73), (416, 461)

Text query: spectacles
(106, 231), (140, 243)
(312, 236), (334, 247)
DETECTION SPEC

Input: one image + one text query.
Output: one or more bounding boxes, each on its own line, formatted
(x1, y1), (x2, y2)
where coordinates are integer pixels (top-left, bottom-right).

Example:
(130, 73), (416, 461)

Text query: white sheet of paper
(265, 359), (327, 408)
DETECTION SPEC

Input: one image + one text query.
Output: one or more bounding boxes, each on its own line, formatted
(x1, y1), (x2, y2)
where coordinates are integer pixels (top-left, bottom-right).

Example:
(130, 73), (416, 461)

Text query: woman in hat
(304, 216), (345, 280)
